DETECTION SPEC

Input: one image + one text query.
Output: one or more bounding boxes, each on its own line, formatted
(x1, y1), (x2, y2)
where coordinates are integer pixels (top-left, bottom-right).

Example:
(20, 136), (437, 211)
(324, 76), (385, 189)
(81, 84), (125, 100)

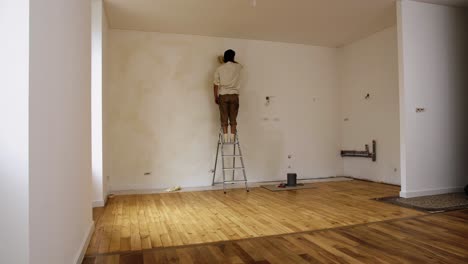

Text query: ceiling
(104, 0), (467, 47)
(104, 0), (399, 47)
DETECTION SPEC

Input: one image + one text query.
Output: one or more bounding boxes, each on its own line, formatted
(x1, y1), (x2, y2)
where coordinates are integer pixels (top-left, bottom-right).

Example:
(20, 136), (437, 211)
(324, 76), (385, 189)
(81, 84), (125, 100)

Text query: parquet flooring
(85, 180), (424, 256)
(83, 209), (468, 263)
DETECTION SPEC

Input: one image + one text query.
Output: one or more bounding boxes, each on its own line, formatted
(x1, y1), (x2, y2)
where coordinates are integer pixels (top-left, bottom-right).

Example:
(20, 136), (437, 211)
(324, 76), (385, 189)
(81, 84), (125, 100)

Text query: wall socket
(415, 108), (425, 113)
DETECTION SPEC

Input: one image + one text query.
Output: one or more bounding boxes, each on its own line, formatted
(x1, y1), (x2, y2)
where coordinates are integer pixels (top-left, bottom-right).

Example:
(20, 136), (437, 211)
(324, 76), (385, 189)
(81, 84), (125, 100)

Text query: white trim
(92, 194), (108, 208)
(400, 186), (464, 198)
(347, 176), (401, 186)
(109, 177), (353, 195)
(74, 221), (95, 264)
(92, 200), (105, 208)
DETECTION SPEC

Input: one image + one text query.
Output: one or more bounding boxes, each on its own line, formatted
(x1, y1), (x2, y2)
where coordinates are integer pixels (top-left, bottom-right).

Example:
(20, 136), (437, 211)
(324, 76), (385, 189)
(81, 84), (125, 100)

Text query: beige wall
(106, 30), (342, 190)
(339, 26), (400, 185)
(29, 0), (93, 263)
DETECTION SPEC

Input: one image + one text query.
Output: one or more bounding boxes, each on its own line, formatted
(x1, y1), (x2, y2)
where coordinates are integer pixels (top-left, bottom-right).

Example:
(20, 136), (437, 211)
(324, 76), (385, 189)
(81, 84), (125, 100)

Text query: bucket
(287, 173), (297, 187)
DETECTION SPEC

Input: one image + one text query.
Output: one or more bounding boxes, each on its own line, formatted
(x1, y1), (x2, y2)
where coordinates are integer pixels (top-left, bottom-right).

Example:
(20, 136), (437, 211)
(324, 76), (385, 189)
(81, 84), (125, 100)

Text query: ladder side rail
(236, 134), (249, 192)
(221, 141), (227, 193)
(232, 140), (236, 181)
(212, 139), (221, 186)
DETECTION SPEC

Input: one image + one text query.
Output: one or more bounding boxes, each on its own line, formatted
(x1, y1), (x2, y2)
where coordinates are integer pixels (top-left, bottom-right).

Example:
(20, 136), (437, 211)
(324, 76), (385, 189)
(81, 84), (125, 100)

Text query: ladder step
(221, 142), (239, 145)
(222, 155), (242, 157)
(223, 167), (245, 171)
(223, 180), (247, 183)
(213, 180), (247, 184)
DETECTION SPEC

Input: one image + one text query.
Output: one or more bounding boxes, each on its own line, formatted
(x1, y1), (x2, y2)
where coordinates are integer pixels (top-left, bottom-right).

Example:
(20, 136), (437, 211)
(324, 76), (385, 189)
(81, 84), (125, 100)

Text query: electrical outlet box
(415, 108), (425, 113)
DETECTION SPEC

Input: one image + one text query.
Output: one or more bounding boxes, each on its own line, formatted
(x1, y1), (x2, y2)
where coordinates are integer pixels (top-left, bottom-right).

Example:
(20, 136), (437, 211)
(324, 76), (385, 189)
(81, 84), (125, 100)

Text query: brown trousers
(218, 94), (239, 129)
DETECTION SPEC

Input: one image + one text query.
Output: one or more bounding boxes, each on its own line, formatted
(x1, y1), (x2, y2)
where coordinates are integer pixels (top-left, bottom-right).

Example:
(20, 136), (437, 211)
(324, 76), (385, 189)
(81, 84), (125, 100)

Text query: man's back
(214, 62), (243, 95)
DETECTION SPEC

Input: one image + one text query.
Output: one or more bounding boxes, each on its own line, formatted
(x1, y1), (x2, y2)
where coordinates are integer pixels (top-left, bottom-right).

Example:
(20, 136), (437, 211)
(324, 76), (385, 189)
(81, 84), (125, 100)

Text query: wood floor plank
(120, 252), (144, 264)
(84, 209), (468, 264)
(88, 181), (424, 254)
(82, 257), (96, 264)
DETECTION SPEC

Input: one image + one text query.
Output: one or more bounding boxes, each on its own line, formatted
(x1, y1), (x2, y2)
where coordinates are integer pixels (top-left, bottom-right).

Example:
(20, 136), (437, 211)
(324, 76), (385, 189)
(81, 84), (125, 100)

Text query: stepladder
(211, 129), (249, 194)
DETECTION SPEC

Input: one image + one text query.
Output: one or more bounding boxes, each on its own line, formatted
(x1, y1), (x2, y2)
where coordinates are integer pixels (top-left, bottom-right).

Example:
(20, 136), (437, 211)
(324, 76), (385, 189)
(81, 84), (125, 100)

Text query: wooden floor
(83, 209), (468, 263)
(86, 180), (425, 257)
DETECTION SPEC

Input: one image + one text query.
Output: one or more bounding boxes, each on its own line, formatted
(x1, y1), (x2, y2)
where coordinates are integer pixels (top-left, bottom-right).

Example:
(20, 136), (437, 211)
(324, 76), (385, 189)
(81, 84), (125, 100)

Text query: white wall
(29, 0), (93, 263)
(398, 0), (468, 197)
(0, 1), (30, 263)
(106, 30), (342, 191)
(92, 0), (109, 207)
(339, 26), (400, 185)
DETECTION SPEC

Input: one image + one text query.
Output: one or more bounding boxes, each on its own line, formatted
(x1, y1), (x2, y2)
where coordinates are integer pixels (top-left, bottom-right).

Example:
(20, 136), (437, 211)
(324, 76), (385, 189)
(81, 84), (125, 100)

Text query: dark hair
(223, 49), (236, 63)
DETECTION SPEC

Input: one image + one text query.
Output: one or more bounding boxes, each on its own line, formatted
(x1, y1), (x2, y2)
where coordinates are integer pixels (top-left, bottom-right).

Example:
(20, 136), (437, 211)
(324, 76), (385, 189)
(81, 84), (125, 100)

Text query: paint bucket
(287, 173), (297, 187)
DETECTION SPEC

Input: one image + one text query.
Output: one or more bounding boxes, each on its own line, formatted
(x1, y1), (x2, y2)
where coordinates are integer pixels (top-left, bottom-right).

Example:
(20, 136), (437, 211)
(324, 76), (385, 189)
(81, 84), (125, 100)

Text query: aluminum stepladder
(211, 129), (249, 194)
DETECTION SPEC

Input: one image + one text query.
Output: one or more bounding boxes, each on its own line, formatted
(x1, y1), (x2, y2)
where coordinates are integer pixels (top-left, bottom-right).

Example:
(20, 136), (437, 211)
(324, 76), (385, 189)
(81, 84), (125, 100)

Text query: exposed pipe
(341, 140), (376, 162)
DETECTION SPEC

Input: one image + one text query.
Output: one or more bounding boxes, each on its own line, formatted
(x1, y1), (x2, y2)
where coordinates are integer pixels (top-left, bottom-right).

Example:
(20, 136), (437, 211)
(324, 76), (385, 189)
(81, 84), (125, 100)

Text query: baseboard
(92, 192), (109, 208)
(109, 176), (352, 195)
(349, 177), (401, 187)
(92, 200), (105, 207)
(339, 175), (401, 187)
(400, 186), (464, 198)
(74, 221), (95, 264)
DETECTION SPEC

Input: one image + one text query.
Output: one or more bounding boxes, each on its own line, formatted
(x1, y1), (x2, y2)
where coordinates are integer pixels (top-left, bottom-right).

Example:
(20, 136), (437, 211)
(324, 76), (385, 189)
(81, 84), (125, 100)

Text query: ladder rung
(221, 142), (238, 145)
(222, 155), (242, 157)
(223, 167), (245, 171)
(223, 180), (247, 183)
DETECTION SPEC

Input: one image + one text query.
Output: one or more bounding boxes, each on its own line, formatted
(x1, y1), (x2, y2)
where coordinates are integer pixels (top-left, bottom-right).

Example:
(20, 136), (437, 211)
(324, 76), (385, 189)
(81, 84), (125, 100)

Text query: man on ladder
(213, 49), (242, 142)
(212, 49), (249, 193)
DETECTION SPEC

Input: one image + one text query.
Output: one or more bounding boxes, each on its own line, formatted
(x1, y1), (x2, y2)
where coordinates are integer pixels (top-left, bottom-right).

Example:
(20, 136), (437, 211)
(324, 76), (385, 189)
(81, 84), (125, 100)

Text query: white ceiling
(104, 0), (467, 47)
(104, 0), (399, 47)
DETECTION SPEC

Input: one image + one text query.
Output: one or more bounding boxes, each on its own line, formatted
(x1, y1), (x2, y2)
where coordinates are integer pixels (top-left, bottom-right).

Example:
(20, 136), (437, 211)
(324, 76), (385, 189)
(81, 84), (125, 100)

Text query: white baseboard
(400, 186), (464, 198)
(109, 176), (352, 195)
(74, 221), (95, 264)
(92, 192), (108, 208)
(92, 200), (105, 207)
(342, 175), (401, 186)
